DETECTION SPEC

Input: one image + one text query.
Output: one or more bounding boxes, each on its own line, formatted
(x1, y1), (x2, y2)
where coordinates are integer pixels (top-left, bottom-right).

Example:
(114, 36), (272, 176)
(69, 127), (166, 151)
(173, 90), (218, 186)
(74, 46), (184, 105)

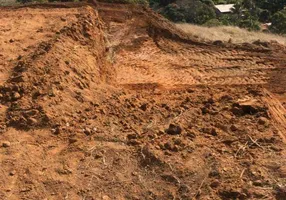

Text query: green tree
(162, 3), (185, 22)
(239, 13), (260, 30)
(162, 0), (216, 24)
(254, 0), (286, 14)
(231, 2), (243, 16)
(270, 9), (286, 34)
(177, 0), (217, 24)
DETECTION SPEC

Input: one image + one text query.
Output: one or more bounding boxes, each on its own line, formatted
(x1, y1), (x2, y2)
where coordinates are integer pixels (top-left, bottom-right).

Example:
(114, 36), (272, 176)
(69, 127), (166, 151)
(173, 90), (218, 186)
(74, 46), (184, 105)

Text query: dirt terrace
(0, 2), (285, 200)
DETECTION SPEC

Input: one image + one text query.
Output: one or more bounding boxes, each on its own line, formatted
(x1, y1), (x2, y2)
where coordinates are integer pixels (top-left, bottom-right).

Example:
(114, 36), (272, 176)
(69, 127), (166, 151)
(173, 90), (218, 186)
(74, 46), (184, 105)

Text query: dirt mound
(0, 6), (110, 130)
(0, 3), (286, 200)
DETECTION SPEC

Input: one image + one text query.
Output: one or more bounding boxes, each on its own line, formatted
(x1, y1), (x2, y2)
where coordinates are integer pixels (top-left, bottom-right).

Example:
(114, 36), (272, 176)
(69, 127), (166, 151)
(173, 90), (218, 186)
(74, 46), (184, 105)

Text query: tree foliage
(270, 9), (286, 34)
(254, 0), (286, 14)
(162, 0), (216, 24)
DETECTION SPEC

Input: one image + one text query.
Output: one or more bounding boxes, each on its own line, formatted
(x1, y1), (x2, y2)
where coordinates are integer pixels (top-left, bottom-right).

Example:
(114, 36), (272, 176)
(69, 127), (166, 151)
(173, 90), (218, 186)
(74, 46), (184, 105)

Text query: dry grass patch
(176, 23), (286, 45)
(0, 0), (18, 6)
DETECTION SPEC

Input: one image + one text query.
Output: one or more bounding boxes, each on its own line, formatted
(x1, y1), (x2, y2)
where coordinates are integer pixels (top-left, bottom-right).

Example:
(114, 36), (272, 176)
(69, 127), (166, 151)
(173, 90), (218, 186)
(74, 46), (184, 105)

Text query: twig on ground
(248, 135), (264, 150)
(240, 168), (246, 179)
(235, 141), (248, 157)
(192, 175), (207, 199)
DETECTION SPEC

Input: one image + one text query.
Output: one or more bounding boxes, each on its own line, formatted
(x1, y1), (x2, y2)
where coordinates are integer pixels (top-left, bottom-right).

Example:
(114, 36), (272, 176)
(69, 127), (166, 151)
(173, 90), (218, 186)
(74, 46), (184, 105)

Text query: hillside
(0, 2), (286, 199)
(176, 23), (286, 45)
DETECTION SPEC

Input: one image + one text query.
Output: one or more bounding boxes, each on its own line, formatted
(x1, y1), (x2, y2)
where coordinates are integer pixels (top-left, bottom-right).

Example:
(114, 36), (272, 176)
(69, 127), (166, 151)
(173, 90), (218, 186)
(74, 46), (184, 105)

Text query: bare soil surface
(0, 2), (285, 200)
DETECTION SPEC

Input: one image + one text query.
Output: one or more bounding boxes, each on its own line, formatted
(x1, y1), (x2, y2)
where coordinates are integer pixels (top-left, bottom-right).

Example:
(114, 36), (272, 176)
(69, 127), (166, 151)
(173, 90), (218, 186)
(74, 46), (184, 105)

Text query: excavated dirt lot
(0, 2), (286, 200)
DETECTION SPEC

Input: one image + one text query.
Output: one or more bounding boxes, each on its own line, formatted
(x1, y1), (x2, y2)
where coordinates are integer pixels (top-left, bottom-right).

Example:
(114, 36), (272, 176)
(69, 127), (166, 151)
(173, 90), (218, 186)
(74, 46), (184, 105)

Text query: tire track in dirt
(99, 5), (285, 90)
(262, 89), (286, 143)
(113, 39), (275, 88)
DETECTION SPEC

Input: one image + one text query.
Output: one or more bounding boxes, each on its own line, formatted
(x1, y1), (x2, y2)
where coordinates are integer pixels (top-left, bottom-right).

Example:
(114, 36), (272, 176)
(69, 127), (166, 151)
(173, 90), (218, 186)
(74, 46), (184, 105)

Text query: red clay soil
(0, 2), (285, 200)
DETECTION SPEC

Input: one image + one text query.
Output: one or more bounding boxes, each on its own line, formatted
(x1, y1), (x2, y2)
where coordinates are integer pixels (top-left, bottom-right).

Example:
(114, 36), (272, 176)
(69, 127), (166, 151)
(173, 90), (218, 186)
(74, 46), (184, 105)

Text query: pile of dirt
(0, 2), (285, 200)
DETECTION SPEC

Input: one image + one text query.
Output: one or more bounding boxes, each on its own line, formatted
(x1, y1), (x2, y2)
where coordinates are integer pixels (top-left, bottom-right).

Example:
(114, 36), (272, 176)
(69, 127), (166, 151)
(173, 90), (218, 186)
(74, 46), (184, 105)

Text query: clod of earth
(2, 141), (11, 148)
(165, 124), (182, 135)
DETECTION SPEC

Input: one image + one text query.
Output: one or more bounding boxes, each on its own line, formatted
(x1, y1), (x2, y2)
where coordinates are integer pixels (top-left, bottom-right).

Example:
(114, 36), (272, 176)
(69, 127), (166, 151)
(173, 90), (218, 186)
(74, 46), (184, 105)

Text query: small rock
(157, 130), (165, 136)
(9, 39), (14, 43)
(60, 17), (67, 22)
(165, 124), (182, 135)
(213, 40), (223, 45)
(253, 180), (264, 187)
(127, 133), (137, 140)
(164, 141), (179, 152)
(215, 122), (228, 132)
(202, 127), (218, 136)
(201, 106), (210, 114)
(2, 141), (11, 148)
(258, 117), (269, 126)
(210, 179), (220, 188)
(173, 138), (183, 146)
(12, 92), (21, 100)
(209, 169), (220, 177)
(222, 136), (238, 145)
(207, 97), (215, 104)
(164, 141), (174, 150)
(161, 174), (180, 185)
(186, 131), (196, 139)
(9, 170), (16, 176)
(131, 172), (138, 176)
(139, 103), (148, 111)
(219, 188), (246, 199)
(230, 124), (238, 131)
(93, 152), (103, 159)
(84, 128), (91, 135)
(232, 101), (260, 116)
(102, 195), (111, 200)
(69, 138), (77, 144)
(51, 127), (60, 135)
(127, 139), (141, 146)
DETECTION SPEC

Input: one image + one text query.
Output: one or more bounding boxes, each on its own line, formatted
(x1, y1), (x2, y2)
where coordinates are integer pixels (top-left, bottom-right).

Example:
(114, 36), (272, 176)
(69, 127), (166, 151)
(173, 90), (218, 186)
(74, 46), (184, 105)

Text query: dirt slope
(0, 2), (285, 200)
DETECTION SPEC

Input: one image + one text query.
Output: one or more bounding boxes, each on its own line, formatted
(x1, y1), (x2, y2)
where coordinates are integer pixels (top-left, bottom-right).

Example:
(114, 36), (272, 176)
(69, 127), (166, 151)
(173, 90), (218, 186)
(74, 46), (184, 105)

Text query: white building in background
(215, 4), (235, 14)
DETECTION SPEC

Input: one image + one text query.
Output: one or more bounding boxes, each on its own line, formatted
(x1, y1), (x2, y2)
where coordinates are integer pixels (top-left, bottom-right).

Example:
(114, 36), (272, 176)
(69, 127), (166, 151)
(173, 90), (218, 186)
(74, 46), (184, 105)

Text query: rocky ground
(0, 2), (285, 200)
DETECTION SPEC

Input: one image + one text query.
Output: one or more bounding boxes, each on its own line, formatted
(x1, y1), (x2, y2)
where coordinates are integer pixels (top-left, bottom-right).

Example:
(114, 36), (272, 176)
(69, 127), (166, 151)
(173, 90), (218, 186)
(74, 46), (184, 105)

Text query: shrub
(204, 18), (223, 27)
(239, 18), (260, 31)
